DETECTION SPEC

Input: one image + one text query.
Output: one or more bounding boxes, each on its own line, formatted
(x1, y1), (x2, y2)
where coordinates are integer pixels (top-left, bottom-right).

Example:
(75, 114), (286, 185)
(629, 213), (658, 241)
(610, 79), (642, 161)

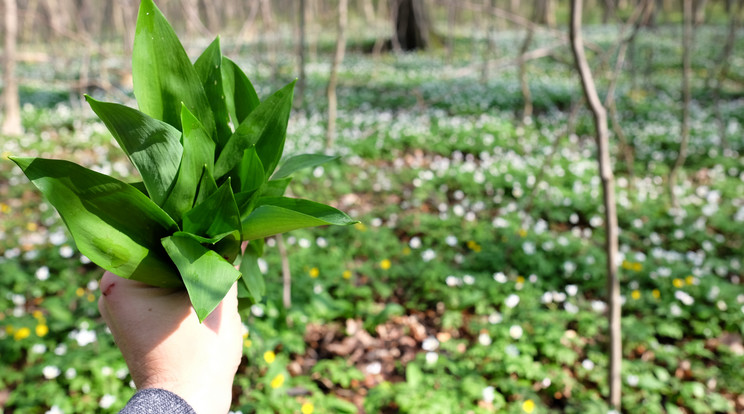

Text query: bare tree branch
(569, 0), (622, 409)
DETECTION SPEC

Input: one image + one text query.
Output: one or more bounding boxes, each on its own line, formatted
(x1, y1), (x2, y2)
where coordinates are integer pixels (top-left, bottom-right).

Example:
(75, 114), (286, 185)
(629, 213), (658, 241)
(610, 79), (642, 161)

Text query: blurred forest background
(1, 0), (744, 413)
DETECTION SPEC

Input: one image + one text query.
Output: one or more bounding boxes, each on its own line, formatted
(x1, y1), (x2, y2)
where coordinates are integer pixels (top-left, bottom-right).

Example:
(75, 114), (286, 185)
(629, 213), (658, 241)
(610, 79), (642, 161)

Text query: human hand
(98, 271), (242, 414)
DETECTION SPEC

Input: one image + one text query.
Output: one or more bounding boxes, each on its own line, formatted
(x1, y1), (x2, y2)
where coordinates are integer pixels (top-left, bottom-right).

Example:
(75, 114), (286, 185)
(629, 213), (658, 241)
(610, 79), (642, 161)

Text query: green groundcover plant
(9, 0), (356, 322)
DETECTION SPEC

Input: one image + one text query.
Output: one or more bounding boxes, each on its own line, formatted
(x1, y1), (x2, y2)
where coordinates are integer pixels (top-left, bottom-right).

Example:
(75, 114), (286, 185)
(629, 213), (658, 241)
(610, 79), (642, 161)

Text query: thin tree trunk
(669, 0), (693, 209)
(22, 0), (40, 43)
(709, 0), (742, 150)
(326, 0), (348, 151)
(296, 0), (307, 110)
(446, 0), (456, 62)
(362, 0), (375, 22)
(182, 0), (209, 37)
(480, 0), (497, 83)
(2, 0), (23, 136)
(276, 234), (292, 310)
(518, 27), (534, 123)
(569, 0), (621, 409)
(604, 0), (651, 194)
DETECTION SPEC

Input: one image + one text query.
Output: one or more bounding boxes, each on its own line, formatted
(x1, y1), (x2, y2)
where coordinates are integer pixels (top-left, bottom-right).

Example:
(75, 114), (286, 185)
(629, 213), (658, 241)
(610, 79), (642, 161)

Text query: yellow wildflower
(522, 399), (535, 413)
(380, 259), (391, 270)
(32, 310), (44, 320)
(301, 402), (314, 414)
(264, 350), (276, 364)
(0, 203), (10, 213)
(87, 293), (96, 302)
(354, 222), (367, 232)
(14, 327), (31, 341)
(5, 325), (14, 335)
(309, 267), (319, 278)
(621, 260), (631, 270)
(631, 262), (642, 272)
(342, 270), (352, 280)
(685, 275), (695, 285)
(26, 222), (38, 232)
(516, 276), (525, 284)
(402, 247), (411, 256)
(75, 287), (85, 297)
(631, 290), (641, 300)
(36, 324), (49, 337)
(652, 289), (661, 299)
(518, 228), (527, 238)
(244, 339), (252, 348)
(672, 279), (684, 288)
(270, 373), (285, 389)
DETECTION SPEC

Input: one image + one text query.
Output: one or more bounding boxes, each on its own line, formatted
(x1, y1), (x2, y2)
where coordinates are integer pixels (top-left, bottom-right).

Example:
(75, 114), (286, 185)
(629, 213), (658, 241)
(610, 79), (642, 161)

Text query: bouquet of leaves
(10, 0), (356, 322)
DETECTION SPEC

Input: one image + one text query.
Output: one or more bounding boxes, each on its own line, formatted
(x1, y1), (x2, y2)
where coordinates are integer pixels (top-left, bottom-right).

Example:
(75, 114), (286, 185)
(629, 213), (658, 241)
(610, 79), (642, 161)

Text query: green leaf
(238, 239), (265, 303)
(221, 56), (260, 126)
(161, 234), (240, 322)
(214, 80), (296, 178)
(262, 178), (291, 198)
(133, 0), (215, 136)
(272, 154), (339, 179)
(235, 147), (265, 193)
(172, 230), (242, 264)
(85, 96), (182, 207)
(241, 197), (357, 241)
(183, 179), (241, 241)
(10, 157), (181, 288)
(195, 165), (218, 206)
(194, 37), (232, 149)
(161, 104), (216, 220)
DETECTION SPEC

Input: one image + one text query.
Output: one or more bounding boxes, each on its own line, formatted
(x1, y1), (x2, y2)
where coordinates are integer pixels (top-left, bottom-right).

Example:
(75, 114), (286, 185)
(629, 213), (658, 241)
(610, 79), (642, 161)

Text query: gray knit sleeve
(119, 388), (197, 414)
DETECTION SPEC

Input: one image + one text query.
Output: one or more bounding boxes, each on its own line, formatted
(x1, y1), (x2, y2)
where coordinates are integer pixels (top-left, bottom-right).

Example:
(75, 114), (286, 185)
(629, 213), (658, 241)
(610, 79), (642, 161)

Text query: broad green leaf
(262, 178), (292, 198)
(172, 230), (242, 264)
(255, 81), (296, 177)
(161, 104), (216, 220)
(241, 197), (357, 241)
(214, 80), (296, 178)
(133, 0), (215, 136)
(272, 154), (339, 180)
(11, 157), (181, 288)
(235, 147), (265, 193)
(183, 179), (241, 241)
(195, 37), (232, 149)
(85, 96), (182, 207)
(234, 188), (260, 219)
(129, 181), (148, 195)
(238, 239), (265, 303)
(195, 165), (218, 206)
(161, 234), (241, 322)
(221, 56), (260, 126)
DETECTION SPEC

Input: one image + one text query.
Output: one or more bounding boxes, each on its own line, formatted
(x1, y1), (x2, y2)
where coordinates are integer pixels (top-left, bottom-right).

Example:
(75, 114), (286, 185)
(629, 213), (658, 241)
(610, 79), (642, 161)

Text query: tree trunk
(710, 0), (742, 150)
(182, 0), (209, 37)
(2, 0), (23, 136)
(446, 0), (456, 62)
(569, 0), (621, 409)
(481, 0), (497, 83)
(326, 0), (348, 150)
(518, 27), (534, 123)
(296, 0), (307, 110)
(277, 234), (292, 310)
(693, 0), (708, 25)
(535, 0), (556, 28)
(392, 0), (430, 51)
(604, 0), (652, 195)
(669, 0), (692, 209)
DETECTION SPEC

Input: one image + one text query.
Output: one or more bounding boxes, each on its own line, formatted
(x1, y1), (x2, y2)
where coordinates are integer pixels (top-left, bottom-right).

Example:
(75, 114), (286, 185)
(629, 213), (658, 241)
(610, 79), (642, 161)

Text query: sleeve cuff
(119, 388), (196, 414)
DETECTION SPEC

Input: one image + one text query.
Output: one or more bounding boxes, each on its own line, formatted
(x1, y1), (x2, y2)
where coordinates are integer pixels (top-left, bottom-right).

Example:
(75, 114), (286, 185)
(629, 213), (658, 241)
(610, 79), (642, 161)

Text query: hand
(98, 271), (243, 414)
